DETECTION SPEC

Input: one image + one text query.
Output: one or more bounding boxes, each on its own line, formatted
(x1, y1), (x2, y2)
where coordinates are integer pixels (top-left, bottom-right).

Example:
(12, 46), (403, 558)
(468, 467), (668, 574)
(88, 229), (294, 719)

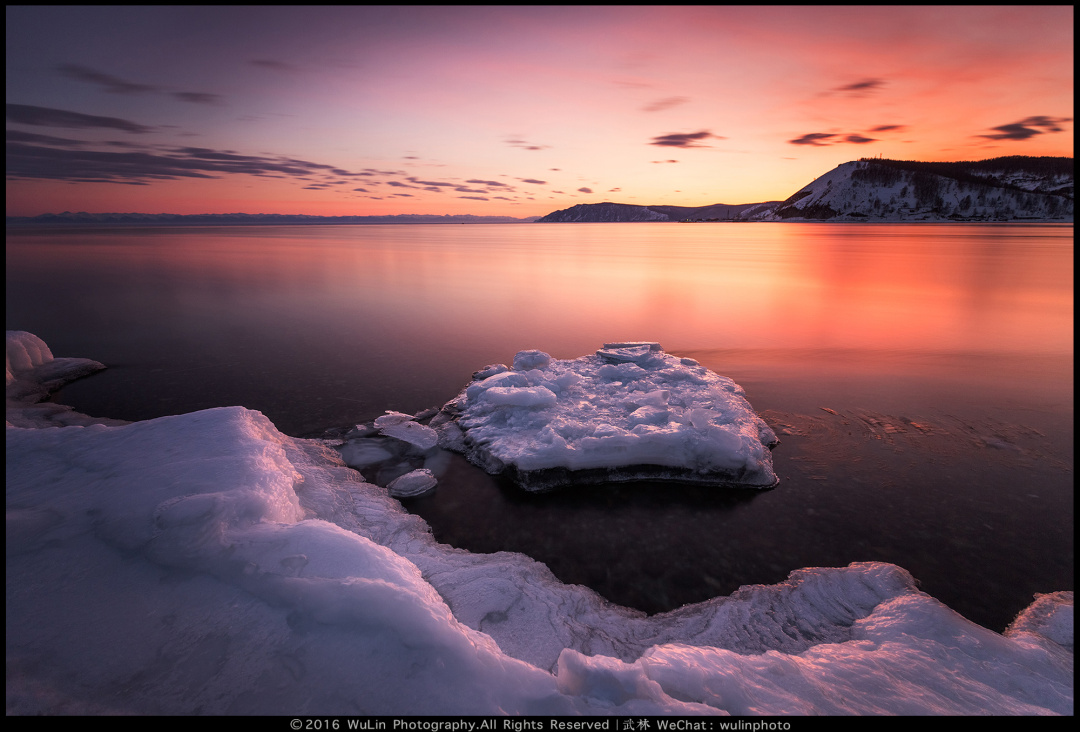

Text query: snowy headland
(6, 331), (1073, 715)
(536, 156), (1074, 223)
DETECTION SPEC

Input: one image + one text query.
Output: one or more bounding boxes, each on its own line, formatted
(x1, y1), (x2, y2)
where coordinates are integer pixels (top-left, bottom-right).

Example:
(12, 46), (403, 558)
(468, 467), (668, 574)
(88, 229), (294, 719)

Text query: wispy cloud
(506, 136), (550, 151)
(55, 63), (158, 94)
(250, 59), (299, 72)
(5, 133), (388, 187)
(56, 63), (221, 105)
(6, 129), (90, 146)
(643, 96), (689, 112)
(171, 91), (222, 105)
(789, 130), (881, 146)
(649, 130), (720, 148)
(406, 177), (455, 187)
(788, 132), (836, 146)
(7, 103), (155, 133)
(977, 115), (1072, 141)
(828, 78), (886, 97)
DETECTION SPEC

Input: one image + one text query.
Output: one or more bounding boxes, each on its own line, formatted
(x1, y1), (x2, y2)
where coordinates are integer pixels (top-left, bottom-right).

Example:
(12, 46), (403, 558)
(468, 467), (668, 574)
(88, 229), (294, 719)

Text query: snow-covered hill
(536, 157), (1073, 223)
(763, 157), (1073, 222)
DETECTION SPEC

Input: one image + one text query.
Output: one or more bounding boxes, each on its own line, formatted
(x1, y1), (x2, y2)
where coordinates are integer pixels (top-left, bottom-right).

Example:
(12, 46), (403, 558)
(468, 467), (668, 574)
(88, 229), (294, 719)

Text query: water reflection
(9, 223), (1071, 364)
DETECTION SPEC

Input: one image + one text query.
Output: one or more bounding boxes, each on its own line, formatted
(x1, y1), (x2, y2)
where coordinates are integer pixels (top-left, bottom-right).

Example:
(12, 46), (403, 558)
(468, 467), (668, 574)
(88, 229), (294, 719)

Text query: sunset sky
(5, 5), (1074, 218)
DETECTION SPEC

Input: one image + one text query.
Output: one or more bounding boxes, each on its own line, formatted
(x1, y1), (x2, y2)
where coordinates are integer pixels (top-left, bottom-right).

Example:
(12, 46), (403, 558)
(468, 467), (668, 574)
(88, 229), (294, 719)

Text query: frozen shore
(6, 331), (1073, 715)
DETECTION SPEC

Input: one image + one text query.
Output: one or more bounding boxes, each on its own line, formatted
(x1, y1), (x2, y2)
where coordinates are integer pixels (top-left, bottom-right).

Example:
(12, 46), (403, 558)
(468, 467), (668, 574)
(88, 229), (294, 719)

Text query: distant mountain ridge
(6, 212), (540, 225)
(537, 201), (780, 222)
(536, 156), (1074, 223)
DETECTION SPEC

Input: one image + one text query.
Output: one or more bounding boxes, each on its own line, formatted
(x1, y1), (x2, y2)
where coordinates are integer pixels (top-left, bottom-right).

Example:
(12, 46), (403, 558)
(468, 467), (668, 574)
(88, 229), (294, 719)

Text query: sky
(5, 5), (1074, 218)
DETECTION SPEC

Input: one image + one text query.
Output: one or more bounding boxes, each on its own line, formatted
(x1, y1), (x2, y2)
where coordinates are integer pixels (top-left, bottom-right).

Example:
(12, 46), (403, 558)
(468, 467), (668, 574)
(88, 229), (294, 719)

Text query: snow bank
(433, 343), (779, 490)
(5, 333), (1073, 715)
(5, 330), (113, 428)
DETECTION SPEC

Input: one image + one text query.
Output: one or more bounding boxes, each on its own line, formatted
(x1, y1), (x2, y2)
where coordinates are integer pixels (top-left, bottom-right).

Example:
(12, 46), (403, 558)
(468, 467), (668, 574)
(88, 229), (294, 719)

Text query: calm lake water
(6, 222), (1073, 632)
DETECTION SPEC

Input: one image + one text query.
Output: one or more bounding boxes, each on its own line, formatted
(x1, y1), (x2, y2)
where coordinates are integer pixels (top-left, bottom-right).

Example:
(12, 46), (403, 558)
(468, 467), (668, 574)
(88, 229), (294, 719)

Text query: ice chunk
(437, 344), (779, 490)
(512, 349), (552, 371)
(473, 363), (509, 380)
(374, 410), (415, 427)
(480, 385), (558, 408)
(386, 468), (438, 498)
(378, 420), (438, 450)
(596, 341), (664, 366)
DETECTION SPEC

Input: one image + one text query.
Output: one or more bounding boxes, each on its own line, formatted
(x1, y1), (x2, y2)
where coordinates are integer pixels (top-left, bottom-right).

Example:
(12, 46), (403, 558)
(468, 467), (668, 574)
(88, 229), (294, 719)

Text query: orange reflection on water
(8, 222), (1072, 361)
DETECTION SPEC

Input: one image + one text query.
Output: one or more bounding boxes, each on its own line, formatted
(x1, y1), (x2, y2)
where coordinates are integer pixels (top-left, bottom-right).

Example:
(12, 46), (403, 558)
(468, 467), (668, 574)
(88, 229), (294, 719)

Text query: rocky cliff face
(536, 157), (1073, 223)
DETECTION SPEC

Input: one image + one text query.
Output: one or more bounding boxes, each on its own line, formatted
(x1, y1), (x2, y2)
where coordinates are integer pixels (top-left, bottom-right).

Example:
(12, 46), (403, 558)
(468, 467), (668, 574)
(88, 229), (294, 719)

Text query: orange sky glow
(6, 5), (1074, 218)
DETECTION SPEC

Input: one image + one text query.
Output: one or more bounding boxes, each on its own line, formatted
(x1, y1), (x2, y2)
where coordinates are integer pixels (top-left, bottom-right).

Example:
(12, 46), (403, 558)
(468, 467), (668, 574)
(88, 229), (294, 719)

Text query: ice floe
(5, 332), (1073, 715)
(432, 343), (780, 490)
(387, 468), (438, 498)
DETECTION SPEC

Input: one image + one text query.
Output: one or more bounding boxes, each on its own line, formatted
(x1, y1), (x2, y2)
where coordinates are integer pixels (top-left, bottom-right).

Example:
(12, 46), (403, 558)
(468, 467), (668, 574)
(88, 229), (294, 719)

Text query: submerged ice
(433, 343), (779, 490)
(5, 332), (1074, 715)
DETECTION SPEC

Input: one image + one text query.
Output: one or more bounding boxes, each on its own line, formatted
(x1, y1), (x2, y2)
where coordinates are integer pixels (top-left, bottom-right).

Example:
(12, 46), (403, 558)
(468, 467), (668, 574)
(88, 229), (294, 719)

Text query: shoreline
(6, 330), (1074, 714)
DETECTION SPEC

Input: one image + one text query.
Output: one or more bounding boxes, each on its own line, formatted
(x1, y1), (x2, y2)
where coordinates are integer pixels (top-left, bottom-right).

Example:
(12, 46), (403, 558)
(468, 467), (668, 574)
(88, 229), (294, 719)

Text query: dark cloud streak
(789, 130), (883, 146)
(506, 137), (550, 151)
(7, 104), (155, 133)
(172, 91), (222, 105)
(6, 137), (377, 186)
(788, 132), (836, 146)
(649, 130), (720, 148)
(830, 78), (885, 97)
(6, 129), (89, 147)
(56, 64), (222, 105)
(978, 115), (1072, 141)
(250, 59), (298, 72)
(55, 63), (158, 95)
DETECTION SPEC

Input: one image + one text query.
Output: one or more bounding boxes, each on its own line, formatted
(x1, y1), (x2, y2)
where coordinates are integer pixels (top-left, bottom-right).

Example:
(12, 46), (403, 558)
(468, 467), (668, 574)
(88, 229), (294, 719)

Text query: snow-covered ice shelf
(433, 343), (780, 491)
(5, 332), (1074, 715)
